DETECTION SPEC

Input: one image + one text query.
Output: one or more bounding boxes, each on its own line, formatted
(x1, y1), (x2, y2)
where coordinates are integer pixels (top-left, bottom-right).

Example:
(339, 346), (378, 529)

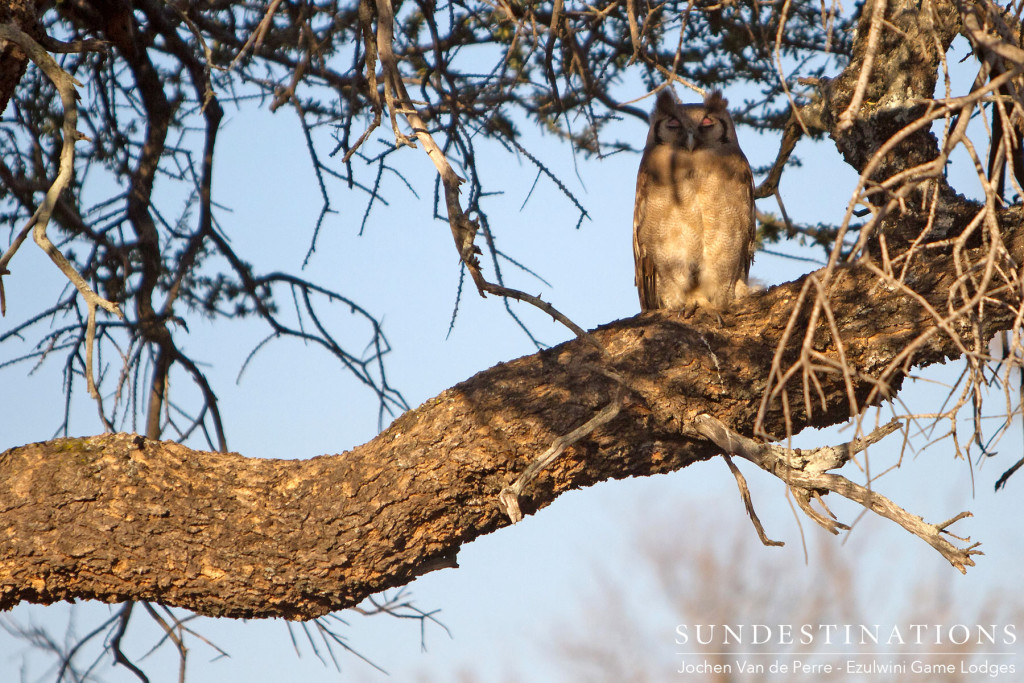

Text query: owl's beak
(684, 129), (697, 151)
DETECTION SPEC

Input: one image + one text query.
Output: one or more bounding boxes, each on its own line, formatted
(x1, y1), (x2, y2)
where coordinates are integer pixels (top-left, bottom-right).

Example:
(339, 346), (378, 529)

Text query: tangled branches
(748, 0), (1024, 491)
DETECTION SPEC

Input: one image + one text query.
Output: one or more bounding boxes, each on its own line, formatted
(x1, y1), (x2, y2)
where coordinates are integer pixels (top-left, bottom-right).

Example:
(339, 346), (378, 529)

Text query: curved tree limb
(3, 217), (1023, 618)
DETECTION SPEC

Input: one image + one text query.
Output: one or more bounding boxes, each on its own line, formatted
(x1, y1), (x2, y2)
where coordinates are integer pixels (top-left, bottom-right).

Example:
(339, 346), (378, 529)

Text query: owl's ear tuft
(655, 89), (678, 114)
(704, 90), (728, 112)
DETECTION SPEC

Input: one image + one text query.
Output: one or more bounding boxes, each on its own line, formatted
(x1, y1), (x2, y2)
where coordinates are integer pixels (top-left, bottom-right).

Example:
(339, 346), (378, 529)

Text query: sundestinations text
(674, 623), (1017, 646)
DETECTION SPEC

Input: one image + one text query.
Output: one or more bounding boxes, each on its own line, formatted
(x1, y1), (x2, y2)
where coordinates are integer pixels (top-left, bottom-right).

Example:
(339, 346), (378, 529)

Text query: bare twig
(111, 603), (150, 683)
(228, 0), (285, 69)
(140, 602), (188, 683)
(753, 114), (804, 199)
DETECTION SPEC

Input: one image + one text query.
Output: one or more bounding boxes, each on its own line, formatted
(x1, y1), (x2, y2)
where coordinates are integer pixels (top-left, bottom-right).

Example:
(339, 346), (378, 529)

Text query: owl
(633, 89), (755, 312)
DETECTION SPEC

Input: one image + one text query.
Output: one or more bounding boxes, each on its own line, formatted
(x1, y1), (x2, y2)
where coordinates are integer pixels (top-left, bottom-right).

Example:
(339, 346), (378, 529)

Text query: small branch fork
(691, 414), (982, 573)
(0, 23), (124, 403)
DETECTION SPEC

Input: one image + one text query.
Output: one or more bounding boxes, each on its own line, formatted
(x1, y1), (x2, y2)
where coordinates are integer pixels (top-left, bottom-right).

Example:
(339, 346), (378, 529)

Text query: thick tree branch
(3, 0), (1024, 647)
(3, 213), (1023, 617)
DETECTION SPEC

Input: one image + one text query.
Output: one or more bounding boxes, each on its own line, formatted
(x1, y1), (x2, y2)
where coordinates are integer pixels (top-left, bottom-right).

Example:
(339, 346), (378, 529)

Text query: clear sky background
(2, 32), (1024, 681)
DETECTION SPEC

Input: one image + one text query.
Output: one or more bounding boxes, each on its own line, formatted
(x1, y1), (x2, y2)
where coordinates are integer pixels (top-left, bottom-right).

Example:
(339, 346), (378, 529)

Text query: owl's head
(647, 89), (738, 152)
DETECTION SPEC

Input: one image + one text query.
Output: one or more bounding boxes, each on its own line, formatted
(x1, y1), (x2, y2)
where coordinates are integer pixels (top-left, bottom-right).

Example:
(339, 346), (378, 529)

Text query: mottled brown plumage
(633, 89), (755, 312)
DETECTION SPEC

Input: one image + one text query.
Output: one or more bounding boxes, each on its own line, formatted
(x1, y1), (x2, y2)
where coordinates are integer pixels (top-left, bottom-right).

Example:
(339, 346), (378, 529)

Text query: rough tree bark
(1, 0), (1020, 622)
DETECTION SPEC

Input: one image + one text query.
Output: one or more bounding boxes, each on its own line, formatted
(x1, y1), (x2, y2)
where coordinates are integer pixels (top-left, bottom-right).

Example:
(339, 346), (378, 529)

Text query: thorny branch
(371, 0), (595, 345)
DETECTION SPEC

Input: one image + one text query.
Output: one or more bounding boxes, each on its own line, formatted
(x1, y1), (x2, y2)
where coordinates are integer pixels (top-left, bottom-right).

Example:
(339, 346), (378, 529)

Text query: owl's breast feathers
(633, 143), (755, 310)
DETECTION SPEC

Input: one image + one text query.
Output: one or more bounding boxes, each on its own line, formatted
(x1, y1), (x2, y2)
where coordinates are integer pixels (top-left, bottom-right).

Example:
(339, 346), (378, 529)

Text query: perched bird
(633, 89), (755, 312)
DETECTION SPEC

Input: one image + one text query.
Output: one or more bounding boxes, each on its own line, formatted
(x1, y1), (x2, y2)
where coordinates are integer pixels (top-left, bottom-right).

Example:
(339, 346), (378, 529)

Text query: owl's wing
(633, 161), (658, 312)
(739, 159), (756, 280)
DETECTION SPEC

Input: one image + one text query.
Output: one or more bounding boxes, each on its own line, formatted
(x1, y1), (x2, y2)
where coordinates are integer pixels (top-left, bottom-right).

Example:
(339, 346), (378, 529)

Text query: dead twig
(753, 113), (804, 199)
(692, 414), (981, 573)
(499, 389), (624, 523)
(228, 0), (285, 69)
(370, 0), (607, 361)
(722, 454), (785, 547)
(0, 24), (124, 404)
